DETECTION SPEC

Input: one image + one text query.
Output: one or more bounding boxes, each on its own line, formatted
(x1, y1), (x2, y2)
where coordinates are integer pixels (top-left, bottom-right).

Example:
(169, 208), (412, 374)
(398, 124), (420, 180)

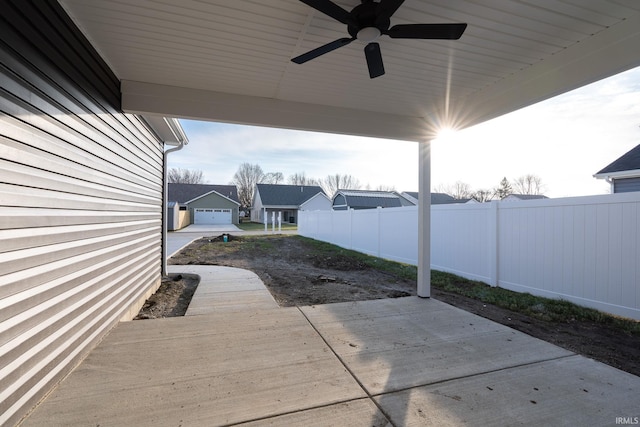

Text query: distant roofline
(335, 190), (399, 199)
(185, 189), (240, 206)
(593, 168), (640, 180)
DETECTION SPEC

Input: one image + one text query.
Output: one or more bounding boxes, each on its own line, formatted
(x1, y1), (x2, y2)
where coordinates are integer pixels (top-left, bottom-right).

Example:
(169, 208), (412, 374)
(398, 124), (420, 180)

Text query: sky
(170, 66), (640, 198)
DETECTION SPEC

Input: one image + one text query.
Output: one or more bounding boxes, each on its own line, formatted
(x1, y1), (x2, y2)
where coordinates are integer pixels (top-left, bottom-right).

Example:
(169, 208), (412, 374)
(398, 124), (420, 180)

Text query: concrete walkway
(21, 266), (640, 426)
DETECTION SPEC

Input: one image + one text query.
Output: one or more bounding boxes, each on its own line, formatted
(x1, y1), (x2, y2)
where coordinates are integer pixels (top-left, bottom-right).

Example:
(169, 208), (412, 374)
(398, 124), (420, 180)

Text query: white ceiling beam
(121, 80), (429, 142)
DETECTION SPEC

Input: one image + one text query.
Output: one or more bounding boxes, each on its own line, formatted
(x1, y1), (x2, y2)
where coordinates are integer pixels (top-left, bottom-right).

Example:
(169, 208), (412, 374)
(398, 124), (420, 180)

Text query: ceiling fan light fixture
(357, 27), (381, 43)
(293, 0), (467, 78)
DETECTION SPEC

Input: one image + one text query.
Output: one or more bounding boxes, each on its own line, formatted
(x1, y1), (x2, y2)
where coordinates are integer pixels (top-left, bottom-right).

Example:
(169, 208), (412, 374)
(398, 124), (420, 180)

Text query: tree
(434, 181), (473, 200)
(494, 177), (513, 199)
(262, 172), (284, 184)
(168, 168), (204, 184)
(322, 173), (361, 198)
(231, 163), (265, 208)
(471, 189), (494, 202)
(287, 172), (320, 186)
(375, 184), (397, 192)
(513, 174), (545, 195)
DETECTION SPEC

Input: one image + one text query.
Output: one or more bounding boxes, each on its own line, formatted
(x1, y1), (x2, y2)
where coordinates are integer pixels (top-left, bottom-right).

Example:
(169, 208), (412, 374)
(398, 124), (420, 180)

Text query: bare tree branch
(375, 184), (397, 192)
(168, 168), (205, 184)
(434, 181), (473, 199)
(263, 172), (284, 184)
(231, 163), (264, 208)
(471, 189), (494, 202)
(513, 174), (545, 195)
(287, 172), (320, 186)
(322, 174), (361, 198)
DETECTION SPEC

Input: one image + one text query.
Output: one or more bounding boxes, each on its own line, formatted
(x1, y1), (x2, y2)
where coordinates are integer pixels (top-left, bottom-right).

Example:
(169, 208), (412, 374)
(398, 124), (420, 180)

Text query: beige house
(168, 183), (240, 227)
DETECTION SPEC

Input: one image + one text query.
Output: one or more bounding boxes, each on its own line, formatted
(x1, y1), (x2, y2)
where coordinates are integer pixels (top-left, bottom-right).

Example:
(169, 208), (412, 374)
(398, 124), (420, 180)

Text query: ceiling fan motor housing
(347, 1), (391, 38)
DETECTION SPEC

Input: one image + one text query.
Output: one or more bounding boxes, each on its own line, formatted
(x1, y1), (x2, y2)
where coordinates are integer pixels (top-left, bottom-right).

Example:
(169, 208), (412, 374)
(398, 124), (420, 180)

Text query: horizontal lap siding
(614, 177), (640, 193)
(0, 1), (164, 425)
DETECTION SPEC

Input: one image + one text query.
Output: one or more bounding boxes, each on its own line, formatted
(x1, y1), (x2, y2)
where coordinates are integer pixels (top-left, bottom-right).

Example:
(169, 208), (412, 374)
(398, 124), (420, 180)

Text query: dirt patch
(431, 287), (640, 376)
(165, 234), (639, 377)
(134, 274), (199, 319)
(169, 234), (414, 306)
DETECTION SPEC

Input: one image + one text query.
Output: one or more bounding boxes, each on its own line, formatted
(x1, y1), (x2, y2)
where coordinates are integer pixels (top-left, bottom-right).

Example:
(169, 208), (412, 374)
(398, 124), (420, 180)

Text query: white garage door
(194, 208), (232, 224)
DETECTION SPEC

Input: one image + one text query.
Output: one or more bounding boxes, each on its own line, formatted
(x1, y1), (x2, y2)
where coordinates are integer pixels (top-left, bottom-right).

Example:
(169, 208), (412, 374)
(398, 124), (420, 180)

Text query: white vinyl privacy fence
(299, 192), (640, 320)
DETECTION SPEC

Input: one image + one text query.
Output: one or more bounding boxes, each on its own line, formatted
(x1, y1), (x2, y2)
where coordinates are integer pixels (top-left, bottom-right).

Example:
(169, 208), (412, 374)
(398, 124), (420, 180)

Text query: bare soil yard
(141, 234), (640, 377)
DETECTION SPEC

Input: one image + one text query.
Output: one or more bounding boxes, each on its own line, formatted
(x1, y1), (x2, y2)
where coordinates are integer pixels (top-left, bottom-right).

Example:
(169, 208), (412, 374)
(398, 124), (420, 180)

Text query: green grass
(237, 221), (298, 231)
(294, 235), (640, 334)
(298, 235), (417, 280)
(431, 272), (640, 335)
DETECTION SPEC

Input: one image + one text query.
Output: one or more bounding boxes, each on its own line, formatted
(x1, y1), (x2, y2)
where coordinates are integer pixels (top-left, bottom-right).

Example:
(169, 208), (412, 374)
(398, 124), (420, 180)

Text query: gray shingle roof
(333, 190), (403, 209)
(256, 184), (324, 206)
(596, 144), (640, 175)
(404, 191), (470, 204)
(168, 183), (239, 204)
(506, 194), (548, 200)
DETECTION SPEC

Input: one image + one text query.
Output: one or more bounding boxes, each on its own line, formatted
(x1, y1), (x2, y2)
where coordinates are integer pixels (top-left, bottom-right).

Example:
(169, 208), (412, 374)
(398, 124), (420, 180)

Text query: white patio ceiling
(59, 0), (640, 141)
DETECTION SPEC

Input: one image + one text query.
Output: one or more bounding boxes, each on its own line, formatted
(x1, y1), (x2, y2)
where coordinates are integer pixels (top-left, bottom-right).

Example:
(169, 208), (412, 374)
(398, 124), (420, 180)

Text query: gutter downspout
(162, 140), (185, 276)
(605, 177), (614, 193)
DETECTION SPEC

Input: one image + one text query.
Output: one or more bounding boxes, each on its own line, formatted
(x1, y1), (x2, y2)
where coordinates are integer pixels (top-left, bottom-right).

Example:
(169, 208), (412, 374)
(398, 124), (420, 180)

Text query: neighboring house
(300, 191), (333, 211)
(168, 183), (240, 226)
(402, 191), (471, 205)
(502, 194), (549, 202)
(251, 184), (328, 224)
(332, 190), (416, 210)
(594, 144), (640, 193)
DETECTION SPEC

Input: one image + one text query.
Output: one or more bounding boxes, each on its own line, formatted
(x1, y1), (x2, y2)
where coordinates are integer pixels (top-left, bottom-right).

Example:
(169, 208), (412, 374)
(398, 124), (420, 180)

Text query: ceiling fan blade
(291, 37), (355, 64)
(376, 0), (405, 23)
(299, 0), (352, 24)
(364, 42), (385, 78)
(385, 23), (467, 40)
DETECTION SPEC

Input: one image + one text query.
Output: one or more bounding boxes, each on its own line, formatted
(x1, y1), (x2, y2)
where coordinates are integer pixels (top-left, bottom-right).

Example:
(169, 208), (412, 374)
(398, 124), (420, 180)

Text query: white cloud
(170, 121), (419, 190)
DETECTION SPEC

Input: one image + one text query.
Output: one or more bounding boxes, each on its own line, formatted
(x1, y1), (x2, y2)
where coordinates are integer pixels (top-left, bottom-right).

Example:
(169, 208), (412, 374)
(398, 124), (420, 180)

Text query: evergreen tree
(495, 177), (513, 199)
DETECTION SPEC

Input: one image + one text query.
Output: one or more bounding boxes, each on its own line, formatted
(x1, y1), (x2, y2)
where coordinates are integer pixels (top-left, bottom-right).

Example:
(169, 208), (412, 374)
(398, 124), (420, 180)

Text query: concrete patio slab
(375, 355), (640, 426)
(237, 398), (390, 427)
(299, 297), (573, 395)
(21, 308), (366, 427)
(20, 266), (640, 427)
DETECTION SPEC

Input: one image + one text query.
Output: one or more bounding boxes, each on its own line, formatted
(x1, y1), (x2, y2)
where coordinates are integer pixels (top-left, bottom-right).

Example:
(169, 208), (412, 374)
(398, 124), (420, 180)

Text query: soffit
(59, 0), (640, 141)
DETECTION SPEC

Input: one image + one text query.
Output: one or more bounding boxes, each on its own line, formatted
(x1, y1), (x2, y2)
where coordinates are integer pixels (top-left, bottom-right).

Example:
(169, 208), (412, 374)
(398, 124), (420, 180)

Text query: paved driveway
(167, 224), (241, 257)
(167, 224), (297, 257)
(173, 224), (242, 233)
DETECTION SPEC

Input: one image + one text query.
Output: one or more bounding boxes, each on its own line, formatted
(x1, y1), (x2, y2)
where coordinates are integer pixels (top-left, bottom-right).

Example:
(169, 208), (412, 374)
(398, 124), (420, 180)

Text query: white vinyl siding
(0, 1), (164, 425)
(614, 177), (640, 193)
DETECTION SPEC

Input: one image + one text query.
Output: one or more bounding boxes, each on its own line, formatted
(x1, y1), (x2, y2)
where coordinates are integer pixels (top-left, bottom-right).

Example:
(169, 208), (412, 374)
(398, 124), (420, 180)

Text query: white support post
(278, 211), (282, 232)
(271, 211), (275, 233)
(264, 208), (267, 232)
(489, 201), (499, 287)
(418, 140), (432, 298)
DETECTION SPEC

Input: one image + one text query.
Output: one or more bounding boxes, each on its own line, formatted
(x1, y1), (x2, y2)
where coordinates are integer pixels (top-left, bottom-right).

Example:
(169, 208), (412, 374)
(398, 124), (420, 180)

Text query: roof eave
(593, 169), (640, 180)
(186, 189), (240, 206)
(142, 116), (188, 145)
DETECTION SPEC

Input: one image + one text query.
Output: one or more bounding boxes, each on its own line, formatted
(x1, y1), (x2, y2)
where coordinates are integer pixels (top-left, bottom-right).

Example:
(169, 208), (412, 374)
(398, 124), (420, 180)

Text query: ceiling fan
(292, 0), (467, 78)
